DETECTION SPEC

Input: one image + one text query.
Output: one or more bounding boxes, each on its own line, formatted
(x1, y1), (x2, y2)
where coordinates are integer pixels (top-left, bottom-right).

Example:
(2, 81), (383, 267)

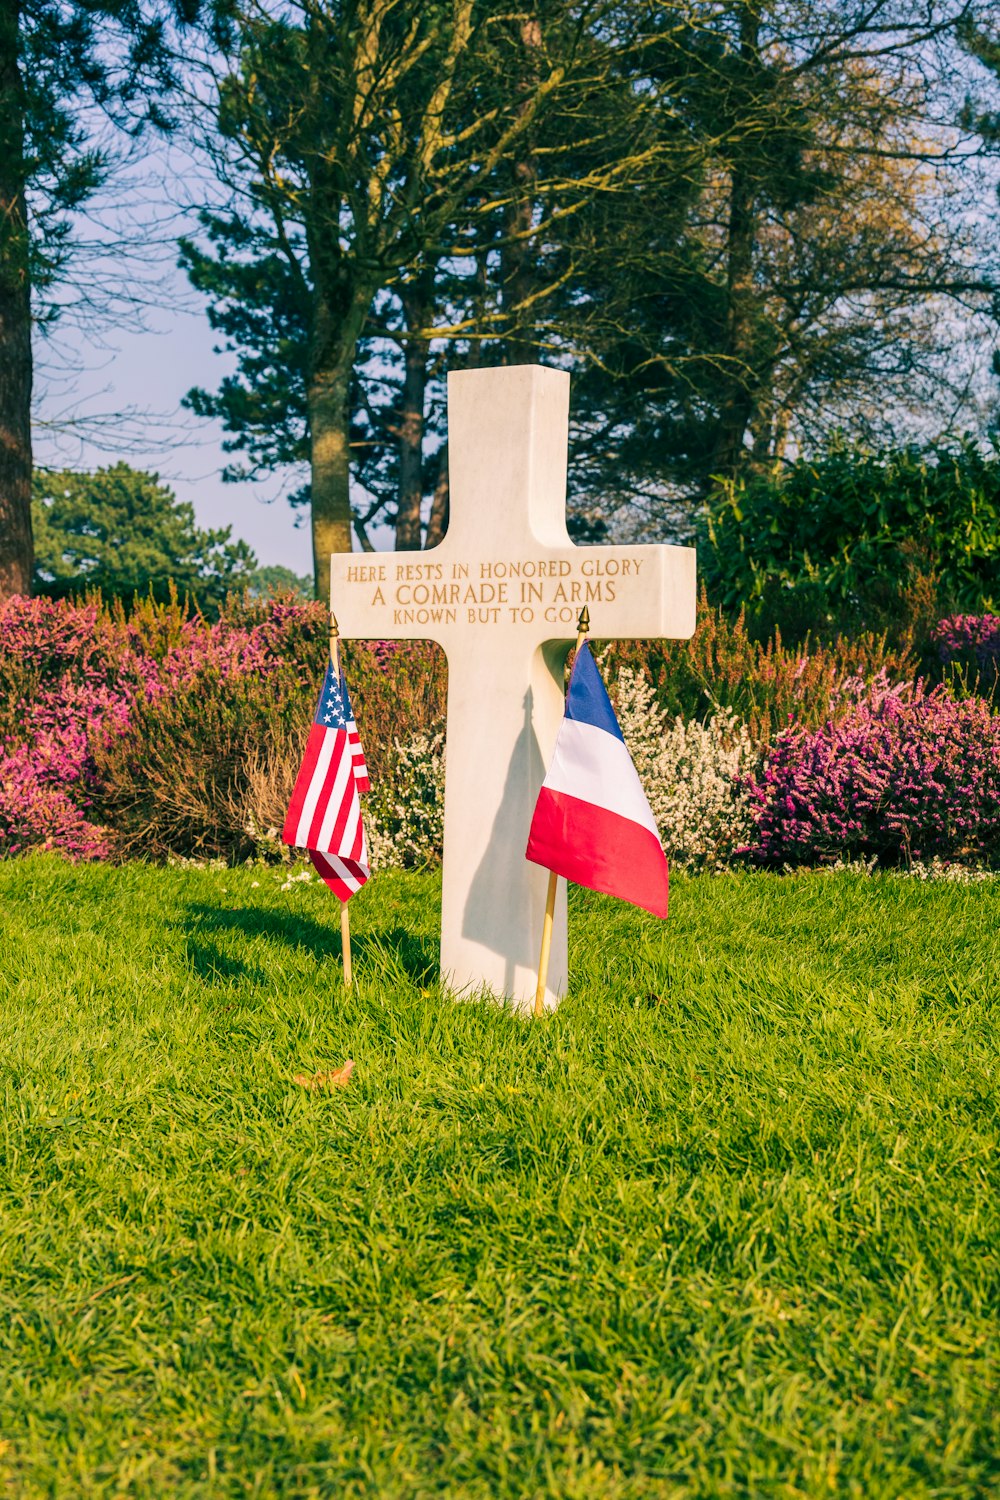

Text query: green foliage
(246, 564), (312, 600)
(32, 464), (257, 606)
(1, 860), (998, 1495)
(700, 439), (1000, 644)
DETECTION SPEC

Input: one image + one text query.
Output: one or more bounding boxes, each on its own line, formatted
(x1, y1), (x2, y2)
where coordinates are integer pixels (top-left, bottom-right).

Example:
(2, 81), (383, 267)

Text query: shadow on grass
(182, 904), (438, 987)
(184, 937), (268, 990)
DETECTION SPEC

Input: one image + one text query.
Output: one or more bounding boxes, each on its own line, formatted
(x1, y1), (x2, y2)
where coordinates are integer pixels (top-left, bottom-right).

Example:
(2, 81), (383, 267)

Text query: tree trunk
(501, 171), (536, 364)
(425, 443), (449, 549)
(394, 279), (433, 551)
(0, 0), (33, 600)
(500, 15), (542, 365)
(712, 173), (757, 479)
(308, 363), (354, 594)
(307, 268), (369, 597)
(710, 3), (761, 485)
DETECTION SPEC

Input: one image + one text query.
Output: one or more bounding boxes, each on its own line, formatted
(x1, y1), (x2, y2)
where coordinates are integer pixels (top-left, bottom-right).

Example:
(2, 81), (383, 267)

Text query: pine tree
(32, 462), (256, 605)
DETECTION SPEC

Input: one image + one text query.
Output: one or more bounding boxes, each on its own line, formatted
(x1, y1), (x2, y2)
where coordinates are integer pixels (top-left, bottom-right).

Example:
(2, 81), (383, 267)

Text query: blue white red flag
(282, 661), (370, 901)
(526, 643), (668, 917)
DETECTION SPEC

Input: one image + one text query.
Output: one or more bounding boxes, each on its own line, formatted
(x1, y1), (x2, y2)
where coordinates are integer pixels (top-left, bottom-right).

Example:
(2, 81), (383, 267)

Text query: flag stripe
(309, 849), (369, 900)
(564, 644), (625, 742)
(526, 789), (668, 917)
(292, 732), (335, 847)
(328, 854), (366, 891)
(282, 723), (326, 845)
(324, 763), (358, 856)
(540, 717), (659, 838)
(347, 802), (365, 862)
(313, 743), (353, 849)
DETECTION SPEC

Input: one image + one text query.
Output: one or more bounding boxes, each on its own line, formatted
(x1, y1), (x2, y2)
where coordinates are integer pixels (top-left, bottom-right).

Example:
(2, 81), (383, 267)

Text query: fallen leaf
(293, 1060), (355, 1092)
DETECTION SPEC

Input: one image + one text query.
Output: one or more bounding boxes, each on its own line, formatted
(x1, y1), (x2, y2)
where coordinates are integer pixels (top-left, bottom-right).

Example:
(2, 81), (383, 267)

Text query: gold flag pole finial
(328, 608), (351, 986)
(564, 605), (591, 688)
(329, 610), (342, 677)
(535, 607), (592, 1018)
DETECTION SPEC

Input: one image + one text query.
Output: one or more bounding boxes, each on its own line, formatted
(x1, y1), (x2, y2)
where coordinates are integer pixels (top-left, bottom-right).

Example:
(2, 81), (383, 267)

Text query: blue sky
(31, 145), (316, 577)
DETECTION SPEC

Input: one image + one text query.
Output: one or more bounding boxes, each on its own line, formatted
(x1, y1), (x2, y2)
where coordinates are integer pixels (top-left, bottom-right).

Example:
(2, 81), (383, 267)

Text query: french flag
(526, 643), (669, 917)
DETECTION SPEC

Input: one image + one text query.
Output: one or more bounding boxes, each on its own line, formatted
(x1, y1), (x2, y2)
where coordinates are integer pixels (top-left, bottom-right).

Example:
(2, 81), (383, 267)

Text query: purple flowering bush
(744, 681), (1000, 867)
(0, 597), (162, 859)
(931, 615), (1000, 702)
(932, 613), (1000, 665)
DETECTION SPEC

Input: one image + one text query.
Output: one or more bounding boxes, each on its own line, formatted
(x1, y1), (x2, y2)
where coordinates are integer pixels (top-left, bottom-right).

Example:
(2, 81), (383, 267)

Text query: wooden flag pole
(533, 606), (590, 1017)
(329, 611), (353, 989)
(533, 869), (558, 1018)
(340, 901), (353, 987)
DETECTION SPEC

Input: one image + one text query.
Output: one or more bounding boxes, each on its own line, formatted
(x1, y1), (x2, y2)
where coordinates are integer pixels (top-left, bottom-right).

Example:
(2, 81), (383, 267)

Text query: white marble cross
(331, 365), (696, 1012)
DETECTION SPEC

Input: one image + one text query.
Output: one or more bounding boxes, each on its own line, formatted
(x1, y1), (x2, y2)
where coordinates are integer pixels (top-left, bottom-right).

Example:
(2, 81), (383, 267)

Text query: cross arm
(330, 541), (696, 649)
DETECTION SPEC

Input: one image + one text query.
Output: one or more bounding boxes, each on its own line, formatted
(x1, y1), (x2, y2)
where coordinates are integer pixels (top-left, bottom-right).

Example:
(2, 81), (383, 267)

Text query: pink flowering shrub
(744, 682), (1000, 867)
(0, 597), (162, 859)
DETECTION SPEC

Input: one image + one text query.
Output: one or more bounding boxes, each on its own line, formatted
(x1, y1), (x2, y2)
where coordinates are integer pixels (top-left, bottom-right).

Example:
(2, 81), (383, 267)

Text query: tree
(561, 0), (999, 533)
(182, 0), (671, 589)
(0, 0), (196, 601)
(246, 564), (312, 599)
(32, 463), (256, 605)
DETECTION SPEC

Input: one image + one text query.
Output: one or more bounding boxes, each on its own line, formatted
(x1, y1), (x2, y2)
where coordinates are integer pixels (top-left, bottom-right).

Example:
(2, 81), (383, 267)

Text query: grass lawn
(1, 858), (998, 1498)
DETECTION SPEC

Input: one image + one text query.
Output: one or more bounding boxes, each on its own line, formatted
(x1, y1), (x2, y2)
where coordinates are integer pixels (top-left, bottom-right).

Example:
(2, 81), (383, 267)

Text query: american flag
(282, 661), (370, 901)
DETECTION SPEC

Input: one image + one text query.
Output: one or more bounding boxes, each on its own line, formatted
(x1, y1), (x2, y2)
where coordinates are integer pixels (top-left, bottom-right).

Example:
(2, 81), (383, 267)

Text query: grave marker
(331, 365), (696, 1012)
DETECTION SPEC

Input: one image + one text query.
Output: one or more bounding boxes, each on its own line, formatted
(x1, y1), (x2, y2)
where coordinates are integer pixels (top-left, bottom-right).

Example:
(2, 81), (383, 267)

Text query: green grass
(1, 858), (999, 1498)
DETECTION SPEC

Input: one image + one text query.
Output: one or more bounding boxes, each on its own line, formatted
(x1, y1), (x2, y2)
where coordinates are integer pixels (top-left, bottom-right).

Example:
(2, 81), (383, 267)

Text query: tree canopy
(178, 0), (1000, 586)
(32, 463), (257, 605)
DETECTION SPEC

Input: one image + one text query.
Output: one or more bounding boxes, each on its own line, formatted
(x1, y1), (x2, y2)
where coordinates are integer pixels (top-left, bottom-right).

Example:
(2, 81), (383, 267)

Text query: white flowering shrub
(820, 853), (998, 882)
(367, 731), (446, 869)
(612, 667), (759, 869)
(901, 857), (999, 884)
(361, 673), (760, 873)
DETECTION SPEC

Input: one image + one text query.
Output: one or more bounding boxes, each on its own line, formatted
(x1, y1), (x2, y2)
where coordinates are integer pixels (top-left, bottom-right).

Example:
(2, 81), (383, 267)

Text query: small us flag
(282, 661), (370, 901)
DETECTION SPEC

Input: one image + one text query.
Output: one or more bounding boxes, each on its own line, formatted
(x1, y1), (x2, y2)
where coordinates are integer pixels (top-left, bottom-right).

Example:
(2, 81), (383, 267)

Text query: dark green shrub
(700, 438), (1000, 648)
